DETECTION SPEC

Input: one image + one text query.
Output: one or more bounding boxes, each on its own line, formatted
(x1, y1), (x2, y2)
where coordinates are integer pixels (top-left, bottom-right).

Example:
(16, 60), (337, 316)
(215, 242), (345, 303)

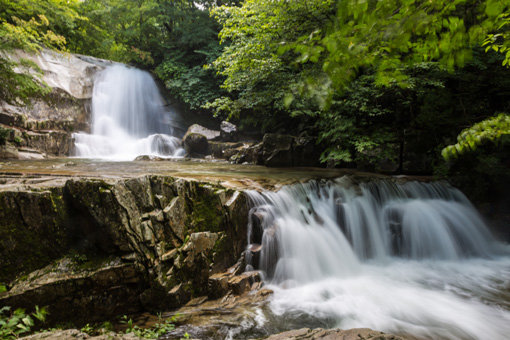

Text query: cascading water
(246, 177), (510, 339)
(73, 64), (185, 160)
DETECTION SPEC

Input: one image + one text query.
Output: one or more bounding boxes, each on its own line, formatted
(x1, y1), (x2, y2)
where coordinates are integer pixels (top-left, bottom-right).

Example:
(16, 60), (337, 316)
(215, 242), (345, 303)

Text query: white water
(73, 65), (184, 160)
(246, 178), (510, 339)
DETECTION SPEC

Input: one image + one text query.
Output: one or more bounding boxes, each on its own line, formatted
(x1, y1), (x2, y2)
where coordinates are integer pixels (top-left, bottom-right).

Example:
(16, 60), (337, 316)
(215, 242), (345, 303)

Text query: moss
(0, 189), (72, 283)
(187, 183), (226, 233)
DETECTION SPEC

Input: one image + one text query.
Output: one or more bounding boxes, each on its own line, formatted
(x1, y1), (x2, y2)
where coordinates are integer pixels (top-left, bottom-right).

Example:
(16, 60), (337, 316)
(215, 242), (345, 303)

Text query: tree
(207, 0), (335, 130)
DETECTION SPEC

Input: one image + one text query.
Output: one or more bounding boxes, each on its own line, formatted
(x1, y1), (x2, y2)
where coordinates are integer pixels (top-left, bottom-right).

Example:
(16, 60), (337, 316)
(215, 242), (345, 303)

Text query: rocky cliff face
(0, 175), (251, 324)
(0, 50), (114, 159)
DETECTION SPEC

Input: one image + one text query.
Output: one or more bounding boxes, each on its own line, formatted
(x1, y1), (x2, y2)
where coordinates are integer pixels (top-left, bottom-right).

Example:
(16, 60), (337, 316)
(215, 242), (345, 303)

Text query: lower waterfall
(246, 177), (510, 339)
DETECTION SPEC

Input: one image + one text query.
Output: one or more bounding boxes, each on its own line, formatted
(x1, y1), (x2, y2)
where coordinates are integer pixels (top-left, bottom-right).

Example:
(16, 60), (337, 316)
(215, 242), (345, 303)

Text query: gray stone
(184, 124), (221, 141)
(264, 328), (407, 340)
(220, 121), (238, 141)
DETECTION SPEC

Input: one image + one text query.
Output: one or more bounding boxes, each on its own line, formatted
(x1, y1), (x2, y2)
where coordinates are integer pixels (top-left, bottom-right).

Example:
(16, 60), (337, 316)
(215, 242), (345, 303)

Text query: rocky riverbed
(0, 158), (420, 339)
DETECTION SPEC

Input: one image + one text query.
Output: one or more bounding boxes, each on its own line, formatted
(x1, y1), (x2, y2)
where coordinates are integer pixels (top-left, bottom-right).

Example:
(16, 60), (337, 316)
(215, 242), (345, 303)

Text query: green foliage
(0, 126), (10, 145)
(0, 306), (47, 340)
(483, 12), (510, 67)
(285, 0), (510, 105)
(0, 0), (86, 105)
(119, 314), (175, 339)
(442, 113), (510, 160)
(209, 0), (334, 125)
(80, 321), (113, 335)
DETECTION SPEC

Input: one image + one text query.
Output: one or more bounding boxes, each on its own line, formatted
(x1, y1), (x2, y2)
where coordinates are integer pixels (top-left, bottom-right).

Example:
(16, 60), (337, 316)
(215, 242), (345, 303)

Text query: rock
(262, 133), (294, 167)
(0, 49), (114, 158)
(10, 49), (110, 99)
(0, 258), (142, 325)
(263, 328), (407, 340)
(189, 232), (219, 253)
(235, 142), (263, 164)
(163, 196), (187, 241)
(161, 248), (178, 262)
(17, 148), (46, 160)
(293, 134), (322, 167)
(184, 124), (221, 141)
(208, 141), (244, 159)
(0, 175), (250, 324)
(20, 329), (143, 339)
(220, 121), (238, 141)
(228, 271), (261, 295)
(0, 189), (70, 282)
(22, 130), (73, 156)
(0, 144), (19, 159)
(183, 133), (209, 157)
(208, 273), (230, 298)
(134, 155), (165, 161)
(248, 243), (262, 269)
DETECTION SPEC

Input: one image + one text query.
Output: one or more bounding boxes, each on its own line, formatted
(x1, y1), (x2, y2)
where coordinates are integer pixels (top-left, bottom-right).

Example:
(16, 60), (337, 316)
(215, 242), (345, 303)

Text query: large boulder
(182, 133), (209, 156)
(184, 124), (221, 141)
(182, 124), (222, 157)
(220, 120), (238, 141)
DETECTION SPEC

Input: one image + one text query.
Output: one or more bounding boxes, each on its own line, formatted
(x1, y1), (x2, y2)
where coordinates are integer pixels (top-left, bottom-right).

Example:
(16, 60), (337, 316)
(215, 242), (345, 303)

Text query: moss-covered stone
(0, 188), (69, 282)
(0, 175), (251, 322)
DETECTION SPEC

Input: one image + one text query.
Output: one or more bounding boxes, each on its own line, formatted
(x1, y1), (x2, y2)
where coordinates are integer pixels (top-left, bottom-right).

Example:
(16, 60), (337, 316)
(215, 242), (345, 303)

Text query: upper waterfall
(73, 64), (184, 160)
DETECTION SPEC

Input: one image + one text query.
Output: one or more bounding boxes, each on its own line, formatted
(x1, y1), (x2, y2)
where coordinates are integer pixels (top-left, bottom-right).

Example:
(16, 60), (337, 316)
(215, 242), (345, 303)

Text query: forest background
(1, 0), (509, 201)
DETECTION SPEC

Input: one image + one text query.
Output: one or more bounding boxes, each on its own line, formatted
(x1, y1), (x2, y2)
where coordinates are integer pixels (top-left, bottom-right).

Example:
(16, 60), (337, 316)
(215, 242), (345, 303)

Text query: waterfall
(73, 64), (184, 160)
(246, 178), (510, 339)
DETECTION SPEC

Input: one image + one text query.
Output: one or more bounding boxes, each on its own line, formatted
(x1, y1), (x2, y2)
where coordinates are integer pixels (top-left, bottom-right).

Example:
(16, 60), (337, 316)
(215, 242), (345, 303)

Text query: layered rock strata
(0, 175), (250, 324)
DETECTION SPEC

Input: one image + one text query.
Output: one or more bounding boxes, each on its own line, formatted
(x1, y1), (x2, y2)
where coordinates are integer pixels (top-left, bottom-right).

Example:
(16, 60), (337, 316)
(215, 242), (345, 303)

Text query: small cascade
(73, 64), (185, 160)
(246, 178), (510, 339)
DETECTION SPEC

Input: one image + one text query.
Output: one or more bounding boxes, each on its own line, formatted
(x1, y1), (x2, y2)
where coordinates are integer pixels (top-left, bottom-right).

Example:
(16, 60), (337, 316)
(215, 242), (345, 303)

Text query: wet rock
(208, 141), (244, 159)
(20, 329), (143, 339)
(263, 328), (406, 339)
(293, 134), (322, 167)
(262, 133), (294, 167)
(0, 188), (69, 282)
(1, 175), (251, 323)
(183, 133), (208, 157)
(228, 271), (261, 295)
(134, 155), (165, 161)
(248, 244), (262, 269)
(0, 258), (142, 325)
(220, 121), (238, 141)
(23, 130), (73, 156)
(208, 272), (230, 298)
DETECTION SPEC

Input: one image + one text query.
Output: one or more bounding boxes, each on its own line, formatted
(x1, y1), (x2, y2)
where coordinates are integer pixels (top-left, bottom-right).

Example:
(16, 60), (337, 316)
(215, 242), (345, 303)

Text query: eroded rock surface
(0, 175), (250, 324)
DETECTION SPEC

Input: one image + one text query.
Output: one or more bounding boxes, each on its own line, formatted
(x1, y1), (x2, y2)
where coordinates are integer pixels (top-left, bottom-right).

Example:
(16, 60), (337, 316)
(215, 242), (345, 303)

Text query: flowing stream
(246, 178), (510, 339)
(73, 64), (184, 160)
